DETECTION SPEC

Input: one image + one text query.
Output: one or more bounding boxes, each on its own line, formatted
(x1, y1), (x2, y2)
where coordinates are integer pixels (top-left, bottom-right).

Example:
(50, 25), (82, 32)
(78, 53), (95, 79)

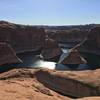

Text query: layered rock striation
(0, 43), (22, 66)
(0, 68), (100, 99)
(41, 38), (62, 61)
(0, 21), (46, 53)
(47, 29), (88, 43)
(76, 27), (100, 55)
(59, 49), (87, 65)
(0, 68), (71, 100)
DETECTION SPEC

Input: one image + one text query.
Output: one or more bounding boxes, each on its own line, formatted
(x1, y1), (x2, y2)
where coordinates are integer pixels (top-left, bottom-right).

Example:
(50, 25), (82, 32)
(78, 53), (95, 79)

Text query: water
(59, 43), (100, 70)
(14, 43), (91, 71)
(59, 43), (77, 49)
(0, 43), (100, 73)
(0, 52), (56, 73)
(17, 53), (56, 69)
(15, 51), (73, 70)
(80, 52), (100, 69)
(59, 46), (90, 70)
(0, 43), (73, 72)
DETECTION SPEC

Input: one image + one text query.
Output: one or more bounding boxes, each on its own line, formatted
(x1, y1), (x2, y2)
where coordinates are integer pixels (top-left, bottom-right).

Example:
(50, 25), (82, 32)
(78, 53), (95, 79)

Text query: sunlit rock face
(0, 21), (46, 53)
(41, 38), (62, 61)
(77, 97), (100, 100)
(34, 69), (100, 98)
(0, 68), (70, 100)
(77, 27), (100, 55)
(0, 68), (100, 99)
(0, 43), (22, 66)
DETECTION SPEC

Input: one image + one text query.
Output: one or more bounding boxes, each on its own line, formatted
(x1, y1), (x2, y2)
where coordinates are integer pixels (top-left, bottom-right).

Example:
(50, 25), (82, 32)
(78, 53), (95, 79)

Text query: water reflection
(16, 43), (100, 70)
(1, 43), (100, 73)
(34, 60), (56, 69)
(17, 53), (69, 70)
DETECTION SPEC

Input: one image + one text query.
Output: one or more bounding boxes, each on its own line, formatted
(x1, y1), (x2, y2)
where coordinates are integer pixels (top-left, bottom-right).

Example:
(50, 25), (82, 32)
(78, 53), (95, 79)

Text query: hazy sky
(0, 0), (100, 25)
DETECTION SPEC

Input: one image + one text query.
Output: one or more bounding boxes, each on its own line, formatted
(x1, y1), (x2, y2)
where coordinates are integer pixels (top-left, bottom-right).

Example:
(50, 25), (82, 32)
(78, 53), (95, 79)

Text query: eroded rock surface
(0, 43), (22, 66)
(0, 68), (70, 100)
(77, 96), (100, 100)
(77, 27), (100, 55)
(0, 68), (100, 99)
(59, 49), (87, 65)
(34, 69), (100, 97)
(0, 21), (45, 53)
(41, 38), (62, 61)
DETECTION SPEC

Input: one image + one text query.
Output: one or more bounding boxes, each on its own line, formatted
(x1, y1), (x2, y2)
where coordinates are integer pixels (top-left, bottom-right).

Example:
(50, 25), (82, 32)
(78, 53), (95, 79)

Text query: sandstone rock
(77, 27), (100, 55)
(47, 29), (88, 43)
(0, 68), (70, 100)
(34, 69), (100, 98)
(77, 96), (100, 100)
(0, 21), (45, 53)
(71, 27), (100, 69)
(41, 38), (62, 61)
(0, 43), (22, 66)
(0, 68), (100, 98)
(59, 49), (87, 65)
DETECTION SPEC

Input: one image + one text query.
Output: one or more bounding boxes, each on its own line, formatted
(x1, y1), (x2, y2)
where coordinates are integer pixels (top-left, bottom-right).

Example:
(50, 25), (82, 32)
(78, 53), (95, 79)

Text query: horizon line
(0, 20), (100, 26)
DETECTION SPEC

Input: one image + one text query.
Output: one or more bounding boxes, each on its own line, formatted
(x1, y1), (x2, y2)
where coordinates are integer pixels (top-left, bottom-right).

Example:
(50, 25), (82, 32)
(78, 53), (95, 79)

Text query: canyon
(0, 21), (100, 99)
(0, 21), (45, 53)
(0, 68), (100, 100)
(77, 27), (100, 55)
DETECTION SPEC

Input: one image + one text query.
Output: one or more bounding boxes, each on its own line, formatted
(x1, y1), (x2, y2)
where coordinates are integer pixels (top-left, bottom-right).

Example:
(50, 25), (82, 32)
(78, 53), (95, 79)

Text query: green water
(0, 43), (100, 73)
(80, 52), (100, 69)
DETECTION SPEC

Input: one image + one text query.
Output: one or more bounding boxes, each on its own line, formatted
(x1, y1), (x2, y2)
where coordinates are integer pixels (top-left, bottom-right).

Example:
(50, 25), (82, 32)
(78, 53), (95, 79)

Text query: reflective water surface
(0, 43), (100, 73)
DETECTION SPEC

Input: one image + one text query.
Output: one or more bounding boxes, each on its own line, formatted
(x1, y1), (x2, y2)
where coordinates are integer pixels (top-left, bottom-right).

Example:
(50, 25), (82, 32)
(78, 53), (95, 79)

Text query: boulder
(41, 38), (62, 61)
(0, 21), (46, 53)
(0, 43), (22, 66)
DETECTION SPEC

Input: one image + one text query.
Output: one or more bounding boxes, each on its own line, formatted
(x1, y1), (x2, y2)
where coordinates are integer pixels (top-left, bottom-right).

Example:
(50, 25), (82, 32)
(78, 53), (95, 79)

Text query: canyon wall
(0, 43), (22, 66)
(47, 28), (88, 43)
(77, 27), (100, 55)
(0, 21), (46, 53)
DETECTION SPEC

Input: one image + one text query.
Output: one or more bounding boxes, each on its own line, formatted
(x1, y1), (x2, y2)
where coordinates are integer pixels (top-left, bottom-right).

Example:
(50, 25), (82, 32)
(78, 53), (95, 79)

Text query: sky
(0, 0), (100, 25)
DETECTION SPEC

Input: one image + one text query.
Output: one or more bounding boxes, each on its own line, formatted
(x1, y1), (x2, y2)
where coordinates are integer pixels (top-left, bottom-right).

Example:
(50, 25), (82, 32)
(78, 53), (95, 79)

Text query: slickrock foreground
(0, 43), (22, 66)
(0, 68), (100, 100)
(77, 96), (100, 100)
(0, 68), (70, 100)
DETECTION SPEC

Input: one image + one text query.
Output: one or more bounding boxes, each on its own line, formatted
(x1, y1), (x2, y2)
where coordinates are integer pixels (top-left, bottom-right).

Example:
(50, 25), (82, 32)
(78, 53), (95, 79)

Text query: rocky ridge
(0, 21), (46, 53)
(0, 68), (100, 100)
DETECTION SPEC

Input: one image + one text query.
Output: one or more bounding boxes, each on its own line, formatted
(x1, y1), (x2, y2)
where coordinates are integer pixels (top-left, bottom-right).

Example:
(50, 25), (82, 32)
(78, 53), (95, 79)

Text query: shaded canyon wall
(0, 21), (46, 53)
